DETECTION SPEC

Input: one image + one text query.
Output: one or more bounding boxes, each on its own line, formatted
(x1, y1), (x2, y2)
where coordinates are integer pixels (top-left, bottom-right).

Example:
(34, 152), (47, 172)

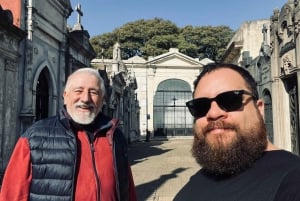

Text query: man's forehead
(71, 72), (98, 81)
(195, 69), (246, 96)
(200, 68), (244, 82)
(69, 74), (100, 87)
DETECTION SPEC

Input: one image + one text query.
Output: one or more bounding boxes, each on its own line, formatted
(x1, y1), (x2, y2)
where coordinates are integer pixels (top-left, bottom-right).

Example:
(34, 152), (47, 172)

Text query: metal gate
(153, 79), (193, 136)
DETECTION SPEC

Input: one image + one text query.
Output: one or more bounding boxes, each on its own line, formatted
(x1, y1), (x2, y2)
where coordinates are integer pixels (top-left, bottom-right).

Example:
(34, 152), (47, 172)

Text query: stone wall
(270, 0), (300, 153)
(0, 4), (25, 183)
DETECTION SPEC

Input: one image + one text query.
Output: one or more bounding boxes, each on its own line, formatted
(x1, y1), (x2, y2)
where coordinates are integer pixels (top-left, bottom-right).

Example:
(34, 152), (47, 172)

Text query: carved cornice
(221, 41), (243, 63)
(279, 40), (296, 57)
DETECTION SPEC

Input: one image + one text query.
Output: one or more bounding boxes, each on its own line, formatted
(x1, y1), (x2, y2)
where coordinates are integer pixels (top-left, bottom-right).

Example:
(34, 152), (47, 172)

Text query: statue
(113, 42), (121, 60)
(262, 24), (268, 44)
(282, 55), (292, 74)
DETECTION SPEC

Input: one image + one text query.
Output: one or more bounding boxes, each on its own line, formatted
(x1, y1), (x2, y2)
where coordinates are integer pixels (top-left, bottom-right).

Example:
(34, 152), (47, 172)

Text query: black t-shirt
(173, 150), (300, 201)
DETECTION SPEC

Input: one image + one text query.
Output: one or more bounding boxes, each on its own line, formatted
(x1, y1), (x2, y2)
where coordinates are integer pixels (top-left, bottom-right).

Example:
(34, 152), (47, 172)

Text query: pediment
(126, 55), (146, 63)
(152, 55), (198, 66)
(147, 49), (201, 67)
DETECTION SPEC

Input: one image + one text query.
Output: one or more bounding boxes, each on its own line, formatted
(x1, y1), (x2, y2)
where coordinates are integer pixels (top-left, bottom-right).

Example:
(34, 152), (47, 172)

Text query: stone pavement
(128, 137), (199, 201)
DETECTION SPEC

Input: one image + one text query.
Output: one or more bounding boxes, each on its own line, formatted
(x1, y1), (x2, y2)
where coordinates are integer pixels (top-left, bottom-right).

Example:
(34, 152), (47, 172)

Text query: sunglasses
(186, 90), (257, 118)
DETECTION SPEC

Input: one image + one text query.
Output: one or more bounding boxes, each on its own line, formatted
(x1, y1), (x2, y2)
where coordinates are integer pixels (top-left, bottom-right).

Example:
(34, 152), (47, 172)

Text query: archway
(35, 68), (50, 121)
(263, 89), (273, 143)
(153, 79), (193, 136)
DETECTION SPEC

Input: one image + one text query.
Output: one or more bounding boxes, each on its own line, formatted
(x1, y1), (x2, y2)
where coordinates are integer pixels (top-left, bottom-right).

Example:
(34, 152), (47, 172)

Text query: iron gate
(153, 79), (193, 136)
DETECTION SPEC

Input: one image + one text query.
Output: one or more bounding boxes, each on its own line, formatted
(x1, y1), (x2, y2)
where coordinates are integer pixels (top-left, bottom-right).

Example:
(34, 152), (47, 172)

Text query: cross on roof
(75, 4), (83, 24)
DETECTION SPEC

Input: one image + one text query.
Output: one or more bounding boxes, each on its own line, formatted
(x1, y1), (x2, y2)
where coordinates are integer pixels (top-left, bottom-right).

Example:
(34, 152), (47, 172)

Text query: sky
(68, 0), (287, 38)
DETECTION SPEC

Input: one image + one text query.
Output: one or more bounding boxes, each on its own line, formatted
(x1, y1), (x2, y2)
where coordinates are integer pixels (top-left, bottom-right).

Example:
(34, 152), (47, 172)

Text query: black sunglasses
(186, 90), (257, 118)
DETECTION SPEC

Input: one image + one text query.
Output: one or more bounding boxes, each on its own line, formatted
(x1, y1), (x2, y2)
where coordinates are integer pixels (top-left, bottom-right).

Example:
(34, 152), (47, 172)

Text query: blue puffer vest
(22, 110), (130, 201)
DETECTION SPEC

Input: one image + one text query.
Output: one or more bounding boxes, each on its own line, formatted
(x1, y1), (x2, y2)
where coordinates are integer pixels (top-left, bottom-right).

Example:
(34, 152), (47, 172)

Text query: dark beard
(192, 115), (267, 177)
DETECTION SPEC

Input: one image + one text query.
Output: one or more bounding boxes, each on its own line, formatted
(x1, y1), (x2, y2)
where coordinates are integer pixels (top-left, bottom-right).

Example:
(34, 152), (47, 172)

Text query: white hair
(65, 68), (106, 97)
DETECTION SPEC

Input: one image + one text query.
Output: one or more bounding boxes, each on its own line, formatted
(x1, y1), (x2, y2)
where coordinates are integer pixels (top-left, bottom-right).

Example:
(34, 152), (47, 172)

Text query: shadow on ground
(135, 167), (187, 201)
(128, 139), (188, 200)
(128, 139), (172, 166)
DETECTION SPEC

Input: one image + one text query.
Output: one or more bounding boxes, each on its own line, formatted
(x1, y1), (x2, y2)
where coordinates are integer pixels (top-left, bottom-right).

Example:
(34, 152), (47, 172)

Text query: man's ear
(63, 91), (67, 104)
(256, 99), (265, 119)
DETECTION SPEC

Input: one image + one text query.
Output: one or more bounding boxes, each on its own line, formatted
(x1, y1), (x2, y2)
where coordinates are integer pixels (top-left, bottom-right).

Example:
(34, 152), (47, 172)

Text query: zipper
(88, 136), (101, 201)
(68, 130), (77, 201)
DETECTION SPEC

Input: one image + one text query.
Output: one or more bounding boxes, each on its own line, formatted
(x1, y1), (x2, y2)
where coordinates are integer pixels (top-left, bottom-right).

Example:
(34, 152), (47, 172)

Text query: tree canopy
(90, 18), (234, 62)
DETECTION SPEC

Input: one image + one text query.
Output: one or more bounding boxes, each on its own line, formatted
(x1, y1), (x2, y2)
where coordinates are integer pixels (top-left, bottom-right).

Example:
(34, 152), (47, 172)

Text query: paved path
(129, 138), (199, 201)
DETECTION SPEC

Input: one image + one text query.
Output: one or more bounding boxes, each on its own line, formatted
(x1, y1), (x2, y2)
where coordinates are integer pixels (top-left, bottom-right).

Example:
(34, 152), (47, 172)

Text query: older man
(0, 68), (137, 201)
(174, 63), (300, 201)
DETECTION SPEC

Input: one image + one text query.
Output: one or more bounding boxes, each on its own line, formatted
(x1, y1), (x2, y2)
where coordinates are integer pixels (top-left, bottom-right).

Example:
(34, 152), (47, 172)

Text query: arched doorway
(153, 79), (193, 136)
(35, 68), (50, 121)
(263, 90), (273, 143)
(283, 75), (300, 154)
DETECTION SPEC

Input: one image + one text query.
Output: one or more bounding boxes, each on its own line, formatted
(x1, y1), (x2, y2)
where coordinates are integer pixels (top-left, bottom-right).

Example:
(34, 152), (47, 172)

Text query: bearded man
(174, 63), (300, 201)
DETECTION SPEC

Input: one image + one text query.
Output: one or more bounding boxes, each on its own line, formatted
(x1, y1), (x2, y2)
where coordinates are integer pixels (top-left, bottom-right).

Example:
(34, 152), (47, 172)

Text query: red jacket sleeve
(0, 138), (32, 201)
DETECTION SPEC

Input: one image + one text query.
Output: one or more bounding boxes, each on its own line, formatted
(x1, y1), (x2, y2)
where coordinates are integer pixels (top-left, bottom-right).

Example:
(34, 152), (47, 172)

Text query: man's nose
(206, 101), (227, 120)
(80, 91), (91, 102)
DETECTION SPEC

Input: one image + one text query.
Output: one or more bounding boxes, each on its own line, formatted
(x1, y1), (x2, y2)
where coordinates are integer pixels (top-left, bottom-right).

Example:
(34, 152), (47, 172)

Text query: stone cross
(75, 4), (83, 24)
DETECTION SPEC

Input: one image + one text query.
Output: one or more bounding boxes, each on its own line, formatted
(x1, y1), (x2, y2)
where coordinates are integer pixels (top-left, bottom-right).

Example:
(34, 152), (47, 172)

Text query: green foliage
(90, 18), (234, 61)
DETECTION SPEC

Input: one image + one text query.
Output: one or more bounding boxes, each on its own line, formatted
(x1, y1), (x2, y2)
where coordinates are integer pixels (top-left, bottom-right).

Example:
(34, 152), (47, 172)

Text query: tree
(90, 32), (117, 58)
(180, 25), (234, 61)
(90, 19), (234, 61)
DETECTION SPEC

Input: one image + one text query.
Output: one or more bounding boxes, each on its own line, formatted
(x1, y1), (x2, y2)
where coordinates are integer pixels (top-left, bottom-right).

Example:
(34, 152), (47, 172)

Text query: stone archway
(282, 75), (300, 154)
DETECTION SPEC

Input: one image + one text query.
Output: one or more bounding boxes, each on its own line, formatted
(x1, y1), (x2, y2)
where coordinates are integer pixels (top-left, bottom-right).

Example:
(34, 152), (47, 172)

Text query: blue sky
(68, 0), (287, 37)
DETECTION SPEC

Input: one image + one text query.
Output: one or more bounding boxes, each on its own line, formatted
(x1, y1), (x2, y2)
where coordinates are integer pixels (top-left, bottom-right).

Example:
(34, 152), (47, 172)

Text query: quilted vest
(22, 112), (130, 201)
